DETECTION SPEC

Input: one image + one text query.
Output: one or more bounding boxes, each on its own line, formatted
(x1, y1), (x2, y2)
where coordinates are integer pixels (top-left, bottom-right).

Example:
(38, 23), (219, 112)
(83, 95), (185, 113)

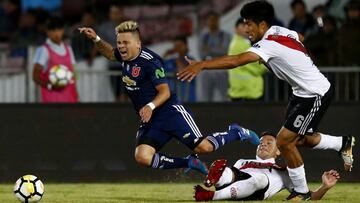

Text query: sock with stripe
(287, 165), (309, 193)
(206, 129), (240, 151)
(150, 153), (188, 169)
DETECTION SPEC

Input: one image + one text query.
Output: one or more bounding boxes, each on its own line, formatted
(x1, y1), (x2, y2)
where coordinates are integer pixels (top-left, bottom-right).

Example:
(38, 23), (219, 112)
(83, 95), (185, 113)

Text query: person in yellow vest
(228, 18), (267, 101)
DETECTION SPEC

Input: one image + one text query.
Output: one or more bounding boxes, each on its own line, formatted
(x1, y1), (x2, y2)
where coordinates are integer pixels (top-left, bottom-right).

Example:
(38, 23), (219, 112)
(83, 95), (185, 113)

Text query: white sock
(215, 167), (233, 188)
(287, 165), (309, 193)
(313, 133), (342, 151)
(213, 174), (268, 200)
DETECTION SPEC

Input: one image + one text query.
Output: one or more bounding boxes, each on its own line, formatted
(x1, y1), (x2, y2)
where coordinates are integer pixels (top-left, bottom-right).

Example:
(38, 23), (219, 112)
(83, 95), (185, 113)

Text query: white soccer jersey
(234, 157), (293, 199)
(248, 26), (330, 97)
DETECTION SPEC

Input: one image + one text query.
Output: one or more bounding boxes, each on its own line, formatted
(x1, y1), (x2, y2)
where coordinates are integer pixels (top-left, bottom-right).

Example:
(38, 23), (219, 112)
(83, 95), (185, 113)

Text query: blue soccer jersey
(114, 47), (178, 113)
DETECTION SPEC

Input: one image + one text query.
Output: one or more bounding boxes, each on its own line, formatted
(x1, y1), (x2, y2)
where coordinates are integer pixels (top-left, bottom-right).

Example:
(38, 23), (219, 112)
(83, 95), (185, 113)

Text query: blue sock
(206, 129), (239, 150)
(150, 153), (188, 169)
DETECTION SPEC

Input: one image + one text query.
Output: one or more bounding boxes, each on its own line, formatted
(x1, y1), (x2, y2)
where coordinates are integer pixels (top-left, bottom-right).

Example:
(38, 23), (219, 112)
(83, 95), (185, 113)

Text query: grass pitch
(1, 183), (359, 203)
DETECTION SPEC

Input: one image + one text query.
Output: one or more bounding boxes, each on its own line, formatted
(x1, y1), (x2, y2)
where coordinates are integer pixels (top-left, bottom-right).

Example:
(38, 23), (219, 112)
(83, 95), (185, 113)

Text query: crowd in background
(0, 0), (359, 103)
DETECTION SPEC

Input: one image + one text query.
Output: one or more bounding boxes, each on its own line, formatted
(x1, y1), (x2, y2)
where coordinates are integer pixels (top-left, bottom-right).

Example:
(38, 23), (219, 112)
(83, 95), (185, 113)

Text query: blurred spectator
(9, 9), (39, 59)
(163, 36), (196, 102)
(288, 0), (315, 36)
(71, 10), (115, 102)
(337, 0), (360, 66)
(307, 4), (327, 35)
(33, 16), (78, 103)
(98, 4), (124, 48)
(198, 12), (231, 102)
(71, 10), (98, 64)
(305, 15), (338, 66)
(21, 0), (62, 13)
(272, 16), (285, 27)
(98, 4), (127, 102)
(227, 18), (267, 101)
(0, 0), (20, 42)
(326, 0), (351, 20)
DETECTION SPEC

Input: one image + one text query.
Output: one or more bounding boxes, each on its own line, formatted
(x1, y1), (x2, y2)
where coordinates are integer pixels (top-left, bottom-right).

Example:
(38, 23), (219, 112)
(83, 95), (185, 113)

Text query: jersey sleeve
(233, 159), (245, 168)
(147, 59), (168, 86)
(33, 46), (49, 69)
(247, 39), (276, 63)
(113, 48), (123, 62)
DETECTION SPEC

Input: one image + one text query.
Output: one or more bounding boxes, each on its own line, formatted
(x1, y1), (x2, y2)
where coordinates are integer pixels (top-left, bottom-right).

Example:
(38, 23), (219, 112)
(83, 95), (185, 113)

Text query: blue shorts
(136, 104), (204, 151)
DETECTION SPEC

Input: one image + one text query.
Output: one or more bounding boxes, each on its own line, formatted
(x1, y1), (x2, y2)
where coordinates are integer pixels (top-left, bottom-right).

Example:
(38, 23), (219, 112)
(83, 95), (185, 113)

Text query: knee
(276, 135), (296, 151)
(134, 151), (153, 167)
(194, 140), (214, 154)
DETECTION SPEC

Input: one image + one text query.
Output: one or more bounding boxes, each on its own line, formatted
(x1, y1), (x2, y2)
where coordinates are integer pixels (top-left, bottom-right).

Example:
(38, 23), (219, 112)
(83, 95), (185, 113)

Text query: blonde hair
(115, 21), (140, 34)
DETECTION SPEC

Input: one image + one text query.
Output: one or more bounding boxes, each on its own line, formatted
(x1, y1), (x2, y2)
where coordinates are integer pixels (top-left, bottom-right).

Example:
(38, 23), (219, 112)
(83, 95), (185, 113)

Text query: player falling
(177, 1), (355, 200)
(79, 21), (260, 174)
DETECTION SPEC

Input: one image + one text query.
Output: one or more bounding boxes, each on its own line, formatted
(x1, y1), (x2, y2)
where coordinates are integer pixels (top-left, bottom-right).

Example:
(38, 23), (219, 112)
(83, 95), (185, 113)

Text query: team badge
(132, 65), (141, 77)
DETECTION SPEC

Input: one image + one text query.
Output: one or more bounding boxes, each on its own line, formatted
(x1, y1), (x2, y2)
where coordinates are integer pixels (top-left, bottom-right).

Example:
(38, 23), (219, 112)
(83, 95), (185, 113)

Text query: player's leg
(135, 126), (204, 172)
(201, 124), (260, 153)
(301, 132), (355, 171)
(277, 94), (320, 198)
(196, 173), (269, 201)
(170, 104), (259, 154)
(296, 88), (354, 171)
(277, 127), (310, 196)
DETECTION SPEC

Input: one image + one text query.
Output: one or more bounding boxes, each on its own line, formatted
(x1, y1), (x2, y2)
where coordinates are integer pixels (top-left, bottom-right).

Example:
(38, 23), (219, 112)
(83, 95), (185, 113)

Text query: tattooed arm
(78, 27), (116, 61)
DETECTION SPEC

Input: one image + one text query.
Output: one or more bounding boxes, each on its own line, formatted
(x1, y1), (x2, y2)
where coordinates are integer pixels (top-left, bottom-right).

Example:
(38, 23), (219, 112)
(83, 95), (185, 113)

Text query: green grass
(1, 183), (360, 203)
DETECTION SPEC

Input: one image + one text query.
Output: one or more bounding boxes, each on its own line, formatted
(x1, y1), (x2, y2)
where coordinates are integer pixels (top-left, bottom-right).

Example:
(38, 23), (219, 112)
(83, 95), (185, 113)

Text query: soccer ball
(14, 175), (44, 203)
(48, 64), (74, 87)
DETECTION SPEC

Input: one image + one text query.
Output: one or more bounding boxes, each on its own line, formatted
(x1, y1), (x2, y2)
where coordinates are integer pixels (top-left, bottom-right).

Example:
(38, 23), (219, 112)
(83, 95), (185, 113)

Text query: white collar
(256, 156), (275, 163)
(46, 38), (64, 48)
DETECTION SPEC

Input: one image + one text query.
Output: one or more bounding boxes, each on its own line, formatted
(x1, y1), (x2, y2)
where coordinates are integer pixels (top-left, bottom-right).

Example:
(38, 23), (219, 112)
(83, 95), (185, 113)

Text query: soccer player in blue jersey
(79, 21), (260, 174)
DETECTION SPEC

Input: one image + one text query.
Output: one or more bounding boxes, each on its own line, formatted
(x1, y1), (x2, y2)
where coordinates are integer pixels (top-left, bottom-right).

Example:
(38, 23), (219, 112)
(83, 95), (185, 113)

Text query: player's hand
(78, 27), (97, 41)
(321, 170), (340, 189)
(176, 56), (203, 82)
(139, 105), (153, 123)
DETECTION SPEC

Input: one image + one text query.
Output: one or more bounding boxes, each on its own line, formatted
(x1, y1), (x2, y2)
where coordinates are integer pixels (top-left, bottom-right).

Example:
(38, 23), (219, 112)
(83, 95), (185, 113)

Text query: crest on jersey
(132, 65), (141, 77)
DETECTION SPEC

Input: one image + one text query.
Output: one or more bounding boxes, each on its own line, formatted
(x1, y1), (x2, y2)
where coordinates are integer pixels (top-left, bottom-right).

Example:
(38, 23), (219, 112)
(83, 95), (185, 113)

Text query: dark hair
(46, 16), (65, 30)
(322, 15), (337, 28)
(240, 1), (274, 25)
(261, 131), (276, 138)
(207, 11), (219, 18)
(235, 17), (245, 27)
(175, 35), (188, 45)
(291, 0), (306, 9)
(312, 4), (326, 13)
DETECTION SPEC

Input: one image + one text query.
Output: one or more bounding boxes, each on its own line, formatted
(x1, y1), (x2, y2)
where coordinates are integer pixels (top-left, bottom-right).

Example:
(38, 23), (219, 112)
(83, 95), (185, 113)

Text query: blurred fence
(0, 65), (360, 103)
(263, 67), (360, 102)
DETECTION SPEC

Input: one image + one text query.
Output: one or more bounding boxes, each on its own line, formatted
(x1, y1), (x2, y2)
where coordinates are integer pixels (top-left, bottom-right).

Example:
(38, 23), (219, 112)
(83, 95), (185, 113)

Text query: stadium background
(0, 0), (359, 186)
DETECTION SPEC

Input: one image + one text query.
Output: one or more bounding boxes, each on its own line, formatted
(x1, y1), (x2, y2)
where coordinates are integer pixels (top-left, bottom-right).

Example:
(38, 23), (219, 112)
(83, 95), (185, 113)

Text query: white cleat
(341, 136), (355, 172)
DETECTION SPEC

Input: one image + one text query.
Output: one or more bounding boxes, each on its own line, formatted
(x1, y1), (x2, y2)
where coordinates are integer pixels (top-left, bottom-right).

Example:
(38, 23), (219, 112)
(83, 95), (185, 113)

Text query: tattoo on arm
(95, 40), (116, 61)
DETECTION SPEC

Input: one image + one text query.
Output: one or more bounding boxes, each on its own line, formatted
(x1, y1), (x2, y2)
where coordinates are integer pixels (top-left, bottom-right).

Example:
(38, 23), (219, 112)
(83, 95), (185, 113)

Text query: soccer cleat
(185, 154), (209, 175)
(340, 135), (355, 172)
(229, 124), (260, 145)
(204, 159), (228, 187)
(194, 185), (214, 201)
(286, 190), (311, 201)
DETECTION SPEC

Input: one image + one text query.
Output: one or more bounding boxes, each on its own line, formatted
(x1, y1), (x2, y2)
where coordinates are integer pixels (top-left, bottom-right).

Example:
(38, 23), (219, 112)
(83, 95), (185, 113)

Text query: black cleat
(286, 190), (311, 201)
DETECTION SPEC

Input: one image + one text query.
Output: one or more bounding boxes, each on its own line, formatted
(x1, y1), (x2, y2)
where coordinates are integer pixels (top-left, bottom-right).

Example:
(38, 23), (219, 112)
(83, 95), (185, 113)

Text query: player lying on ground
(194, 132), (340, 201)
(79, 21), (260, 175)
(177, 1), (354, 200)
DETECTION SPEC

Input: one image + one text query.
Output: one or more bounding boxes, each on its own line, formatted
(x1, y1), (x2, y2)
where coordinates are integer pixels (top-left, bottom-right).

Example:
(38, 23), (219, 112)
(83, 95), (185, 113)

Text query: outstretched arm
(311, 170), (340, 200)
(177, 52), (260, 82)
(78, 27), (116, 61)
